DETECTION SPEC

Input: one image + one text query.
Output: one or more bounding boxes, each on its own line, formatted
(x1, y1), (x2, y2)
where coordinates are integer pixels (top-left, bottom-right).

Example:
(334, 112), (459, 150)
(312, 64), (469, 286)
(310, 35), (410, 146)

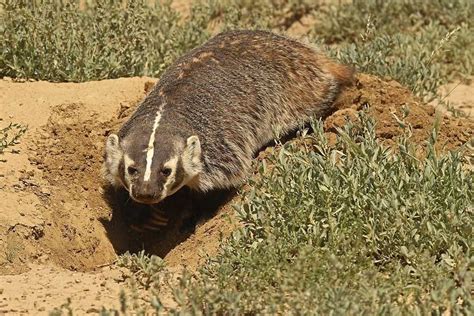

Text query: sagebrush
(2, 0), (473, 97)
(171, 113), (473, 314)
(1, 0), (211, 81)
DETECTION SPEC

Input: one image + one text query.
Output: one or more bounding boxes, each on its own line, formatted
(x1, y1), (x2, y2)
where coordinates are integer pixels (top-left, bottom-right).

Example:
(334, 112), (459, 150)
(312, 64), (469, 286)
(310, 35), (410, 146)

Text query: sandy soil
(437, 79), (474, 118)
(1, 264), (132, 314)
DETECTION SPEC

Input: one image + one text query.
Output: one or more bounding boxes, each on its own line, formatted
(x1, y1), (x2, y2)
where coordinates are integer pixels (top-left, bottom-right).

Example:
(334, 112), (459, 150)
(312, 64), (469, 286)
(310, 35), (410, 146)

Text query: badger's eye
(127, 166), (138, 176)
(161, 168), (172, 177)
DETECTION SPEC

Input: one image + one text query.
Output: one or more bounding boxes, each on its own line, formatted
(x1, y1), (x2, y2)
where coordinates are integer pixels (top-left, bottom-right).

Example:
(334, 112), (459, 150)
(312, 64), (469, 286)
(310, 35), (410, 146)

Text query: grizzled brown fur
(104, 30), (354, 205)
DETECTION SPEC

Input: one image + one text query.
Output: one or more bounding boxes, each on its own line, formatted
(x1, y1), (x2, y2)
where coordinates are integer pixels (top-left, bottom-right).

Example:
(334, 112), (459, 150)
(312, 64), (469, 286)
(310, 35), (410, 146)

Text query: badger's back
(120, 30), (353, 191)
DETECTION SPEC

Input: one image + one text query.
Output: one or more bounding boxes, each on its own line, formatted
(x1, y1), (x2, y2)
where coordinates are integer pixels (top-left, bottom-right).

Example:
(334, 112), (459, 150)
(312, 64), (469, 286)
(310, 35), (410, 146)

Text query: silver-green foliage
(172, 113), (473, 314)
(2, 0), (473, 89)
(313, 0), (473, 100)
(201, 0), (316, 31)
(116, 250), (165, 289)
(333, 31), (444, 101)
(1, 0), (210, 82)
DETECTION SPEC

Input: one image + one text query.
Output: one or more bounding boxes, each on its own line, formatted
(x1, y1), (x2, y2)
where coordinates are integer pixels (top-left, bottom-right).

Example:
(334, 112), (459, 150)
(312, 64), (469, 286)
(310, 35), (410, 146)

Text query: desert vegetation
(1, 0), (473, 314)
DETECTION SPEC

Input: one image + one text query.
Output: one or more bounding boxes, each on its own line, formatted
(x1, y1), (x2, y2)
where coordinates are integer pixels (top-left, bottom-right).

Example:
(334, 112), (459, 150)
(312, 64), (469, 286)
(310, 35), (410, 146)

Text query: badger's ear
(105, 134), (121, 158)
(103, 133), (123, 186)
(183, 135), (202, 175)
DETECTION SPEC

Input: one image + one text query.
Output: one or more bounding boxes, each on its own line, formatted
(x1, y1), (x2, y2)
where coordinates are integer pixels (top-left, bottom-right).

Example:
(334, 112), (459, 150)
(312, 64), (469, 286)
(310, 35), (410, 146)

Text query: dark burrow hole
(100, 185), (235, 258)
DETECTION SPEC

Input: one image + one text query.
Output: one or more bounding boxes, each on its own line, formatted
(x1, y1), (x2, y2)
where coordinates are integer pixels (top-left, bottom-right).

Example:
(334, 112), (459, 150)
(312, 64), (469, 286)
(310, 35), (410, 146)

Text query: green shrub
(200, 0), (318, 31)
(311, 0), (474, 100)
(311, 0), (473, 44)
(2, 0), (472, 86)
(117, 250), (165, 289)
(171, 113), (473, 314)
(332, 30), (447, 101)
(1, 0), (211, 82)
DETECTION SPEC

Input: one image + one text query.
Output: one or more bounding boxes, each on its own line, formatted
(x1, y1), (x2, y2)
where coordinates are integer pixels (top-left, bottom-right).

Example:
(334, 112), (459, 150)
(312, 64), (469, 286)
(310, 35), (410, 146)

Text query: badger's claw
(129, 207), (169, 232)
(130, 224), (146, 232)
(149, 211), (169, 226)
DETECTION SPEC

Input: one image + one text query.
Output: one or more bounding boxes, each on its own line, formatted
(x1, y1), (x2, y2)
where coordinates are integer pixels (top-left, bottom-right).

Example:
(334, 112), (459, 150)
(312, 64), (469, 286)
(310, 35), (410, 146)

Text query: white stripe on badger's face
(144, 103), (166, 182)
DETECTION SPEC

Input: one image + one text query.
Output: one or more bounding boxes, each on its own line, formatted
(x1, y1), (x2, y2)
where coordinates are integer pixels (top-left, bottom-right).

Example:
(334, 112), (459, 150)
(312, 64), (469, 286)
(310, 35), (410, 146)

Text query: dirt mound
(327, 75), (473, 151)
(0, 73), (472, 313)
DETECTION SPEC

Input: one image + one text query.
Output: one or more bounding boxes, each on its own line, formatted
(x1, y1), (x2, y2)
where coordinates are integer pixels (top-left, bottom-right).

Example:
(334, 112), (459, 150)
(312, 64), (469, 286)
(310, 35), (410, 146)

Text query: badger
(104, 30), (353, 207)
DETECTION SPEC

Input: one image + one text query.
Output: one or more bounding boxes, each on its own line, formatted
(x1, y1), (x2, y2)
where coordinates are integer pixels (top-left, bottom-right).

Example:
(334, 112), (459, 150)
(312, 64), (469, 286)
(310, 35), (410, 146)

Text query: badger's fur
(104, 30), (353, 205)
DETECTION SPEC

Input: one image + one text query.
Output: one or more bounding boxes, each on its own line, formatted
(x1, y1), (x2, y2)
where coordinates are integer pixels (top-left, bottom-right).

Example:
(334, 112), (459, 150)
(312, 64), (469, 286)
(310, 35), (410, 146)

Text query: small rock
(144, 81), (156, 94)
(113, 273), (126, 282)
(87, 307), (101, 313)
(38, 254), (49, 264)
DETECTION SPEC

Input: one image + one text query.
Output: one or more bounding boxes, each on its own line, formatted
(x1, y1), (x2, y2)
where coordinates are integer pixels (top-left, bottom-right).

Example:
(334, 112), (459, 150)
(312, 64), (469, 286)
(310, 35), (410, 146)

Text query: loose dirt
(327, 75), (473, 152)
(0, 73), (472, 314)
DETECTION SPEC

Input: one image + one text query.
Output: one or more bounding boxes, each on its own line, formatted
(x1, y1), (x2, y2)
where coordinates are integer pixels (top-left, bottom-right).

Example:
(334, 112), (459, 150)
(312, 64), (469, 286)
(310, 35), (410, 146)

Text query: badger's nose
(131, 185), (158, 204)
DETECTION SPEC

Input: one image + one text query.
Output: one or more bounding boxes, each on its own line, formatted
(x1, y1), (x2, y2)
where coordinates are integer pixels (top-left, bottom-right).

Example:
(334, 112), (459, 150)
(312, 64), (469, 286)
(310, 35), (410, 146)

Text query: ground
(1, 0), (473, 312)
(0, 72), (472, 314)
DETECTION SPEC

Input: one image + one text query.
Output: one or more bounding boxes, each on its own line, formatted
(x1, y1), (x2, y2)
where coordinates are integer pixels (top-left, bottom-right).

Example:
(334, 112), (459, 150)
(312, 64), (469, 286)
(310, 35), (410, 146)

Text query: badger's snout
(130, 184), (163, 204)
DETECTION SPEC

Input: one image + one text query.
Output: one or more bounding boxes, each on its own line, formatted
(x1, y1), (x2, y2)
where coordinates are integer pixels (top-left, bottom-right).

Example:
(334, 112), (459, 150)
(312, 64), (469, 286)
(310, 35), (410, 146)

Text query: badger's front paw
(129, 206), (169, 232)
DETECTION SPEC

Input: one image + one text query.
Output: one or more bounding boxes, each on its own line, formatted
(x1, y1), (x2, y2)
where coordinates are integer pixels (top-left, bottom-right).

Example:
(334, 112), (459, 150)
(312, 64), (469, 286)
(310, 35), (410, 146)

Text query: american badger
(104, 30), (353, 205)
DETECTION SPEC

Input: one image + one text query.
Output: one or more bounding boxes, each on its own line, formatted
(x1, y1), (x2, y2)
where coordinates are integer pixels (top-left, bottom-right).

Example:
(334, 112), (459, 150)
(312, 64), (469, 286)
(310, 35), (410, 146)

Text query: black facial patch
(170, 157), (185, 192)
(118, 158), (126, 185)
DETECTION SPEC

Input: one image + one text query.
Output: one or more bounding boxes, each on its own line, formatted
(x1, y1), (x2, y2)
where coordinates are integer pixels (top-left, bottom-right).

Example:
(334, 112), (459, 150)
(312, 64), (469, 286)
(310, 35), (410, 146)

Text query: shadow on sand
(99, 185), (235, 258)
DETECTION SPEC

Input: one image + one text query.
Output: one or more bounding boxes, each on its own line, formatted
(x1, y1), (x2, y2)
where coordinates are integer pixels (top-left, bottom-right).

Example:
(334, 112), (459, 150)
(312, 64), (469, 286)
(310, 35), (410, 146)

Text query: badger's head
(103, 131), (202, 204)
